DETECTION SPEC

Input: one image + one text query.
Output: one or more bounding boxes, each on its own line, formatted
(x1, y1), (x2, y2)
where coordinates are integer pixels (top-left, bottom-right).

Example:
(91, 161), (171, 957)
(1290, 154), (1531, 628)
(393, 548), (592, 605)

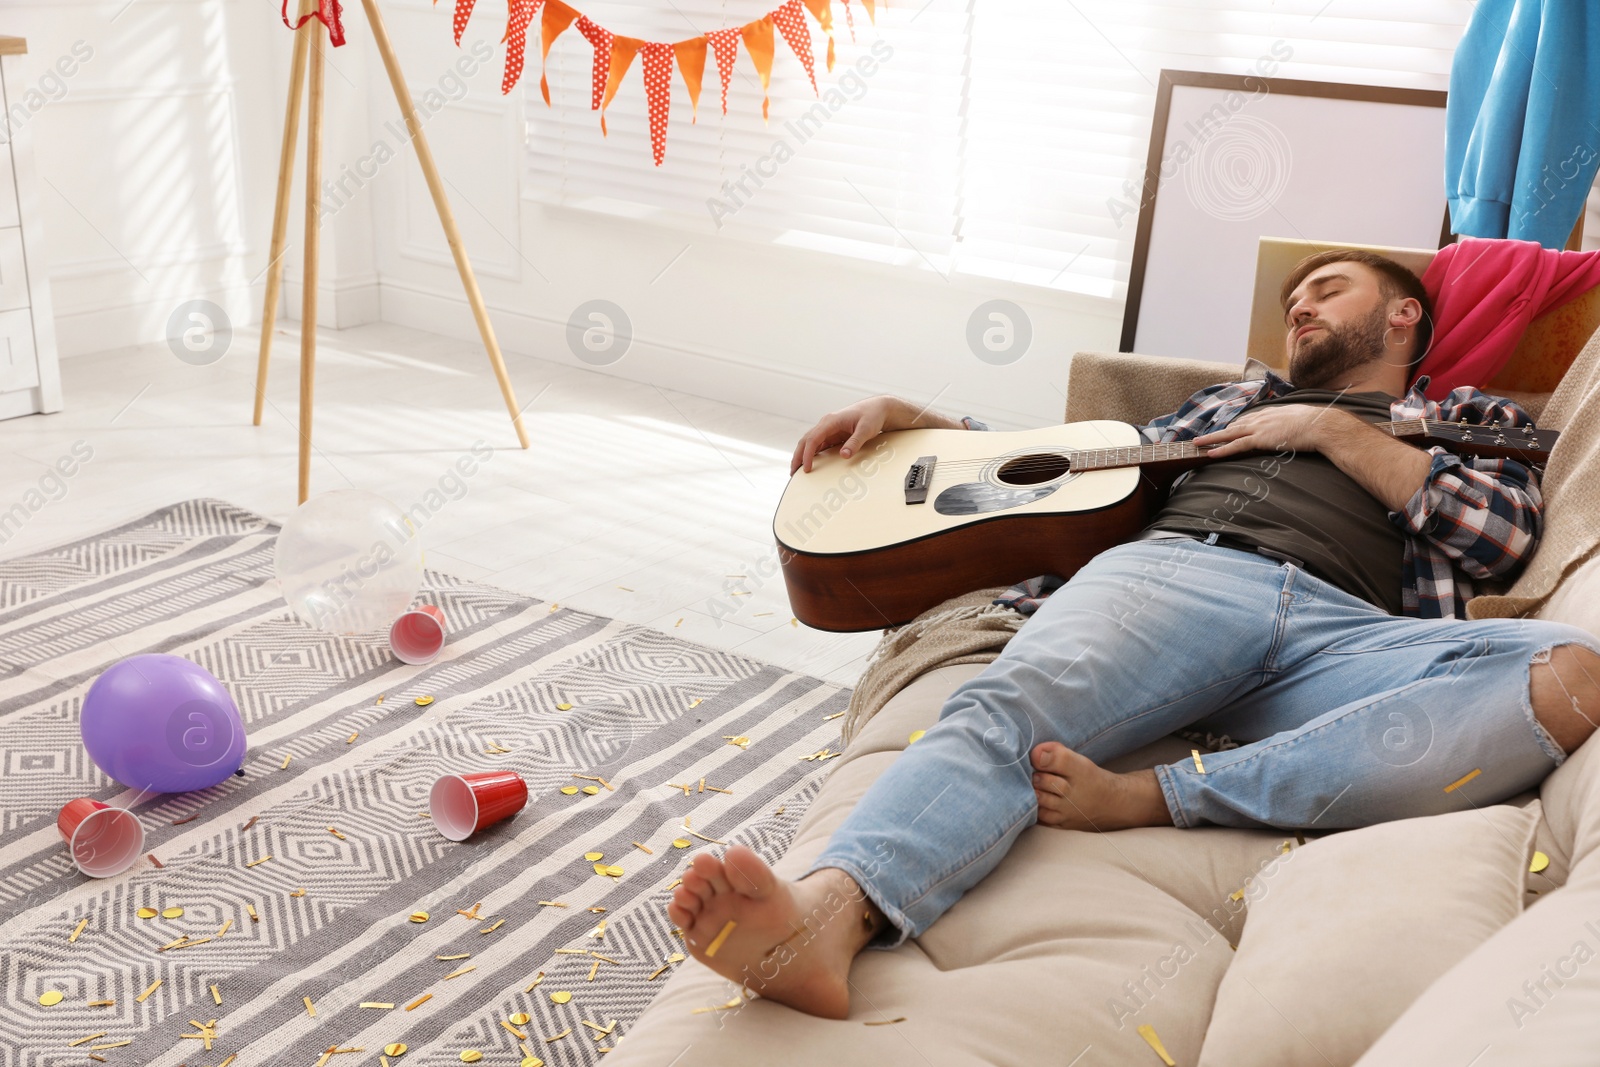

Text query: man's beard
(1288, 302), (1389, 390)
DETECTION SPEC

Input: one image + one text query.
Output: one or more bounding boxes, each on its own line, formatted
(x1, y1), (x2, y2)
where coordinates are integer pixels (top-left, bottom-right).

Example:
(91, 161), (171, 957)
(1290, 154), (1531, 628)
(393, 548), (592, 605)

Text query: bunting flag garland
(440, 0), (876, 165)
(706, 27), (741, 117)
(281, 0), (347, 47)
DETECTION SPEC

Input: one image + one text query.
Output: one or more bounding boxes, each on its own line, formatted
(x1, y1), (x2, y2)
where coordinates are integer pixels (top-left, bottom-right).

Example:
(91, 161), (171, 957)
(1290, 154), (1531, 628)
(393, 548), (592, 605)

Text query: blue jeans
(806, 537), (1600, 947)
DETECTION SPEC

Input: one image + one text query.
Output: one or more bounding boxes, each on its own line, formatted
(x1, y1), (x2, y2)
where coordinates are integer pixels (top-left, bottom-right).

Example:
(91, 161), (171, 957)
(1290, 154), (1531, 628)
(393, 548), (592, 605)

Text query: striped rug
(0, 499), (850, 1066)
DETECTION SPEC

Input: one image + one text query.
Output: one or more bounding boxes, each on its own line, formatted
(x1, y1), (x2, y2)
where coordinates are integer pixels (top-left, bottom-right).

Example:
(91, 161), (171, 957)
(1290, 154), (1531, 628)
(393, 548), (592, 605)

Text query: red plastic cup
(430, 771), (528, 841)
(58, 798), (144, 877)
(390, 604), (446, 665)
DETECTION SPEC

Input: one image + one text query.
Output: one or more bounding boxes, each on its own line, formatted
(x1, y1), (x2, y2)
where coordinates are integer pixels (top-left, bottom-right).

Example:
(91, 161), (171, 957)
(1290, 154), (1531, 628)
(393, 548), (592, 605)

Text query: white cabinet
(0, 36), (61, 420)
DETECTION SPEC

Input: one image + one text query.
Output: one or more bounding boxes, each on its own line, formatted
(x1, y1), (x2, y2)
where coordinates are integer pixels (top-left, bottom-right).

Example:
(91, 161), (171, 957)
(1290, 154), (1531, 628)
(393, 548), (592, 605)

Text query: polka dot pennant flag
(639, 42), (674, 165)
(576, 16), (615, 111)
(539, 0), (581, 106)
(673, 37), (708, 122)
(839, 0), (855, 42)
(281, 0), (347, 47)
(706, 27), (740, 117)
(450, 0), (477, 45)
(501, 0), (545, 96)
(772, 0), (817, 95)
(801, 0), (835, 72)
(740, 16), (776, 122)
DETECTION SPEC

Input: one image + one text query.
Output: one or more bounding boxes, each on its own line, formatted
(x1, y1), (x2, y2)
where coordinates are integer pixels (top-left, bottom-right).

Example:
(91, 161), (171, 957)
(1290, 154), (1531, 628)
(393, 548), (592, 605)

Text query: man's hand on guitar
(790, 396), (966, 475)
(1192, 404), (1361, 458)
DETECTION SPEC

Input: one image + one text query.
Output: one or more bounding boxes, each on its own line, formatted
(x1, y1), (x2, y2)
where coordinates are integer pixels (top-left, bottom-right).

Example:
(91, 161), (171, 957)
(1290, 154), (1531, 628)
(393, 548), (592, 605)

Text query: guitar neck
(1069, 418), (1549, 472)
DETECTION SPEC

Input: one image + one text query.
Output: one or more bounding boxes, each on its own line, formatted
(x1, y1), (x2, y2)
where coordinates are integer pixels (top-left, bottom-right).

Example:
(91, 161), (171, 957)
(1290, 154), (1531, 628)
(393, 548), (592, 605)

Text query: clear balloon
(80, 654), (247, 794)
(275, 490), (423, 633)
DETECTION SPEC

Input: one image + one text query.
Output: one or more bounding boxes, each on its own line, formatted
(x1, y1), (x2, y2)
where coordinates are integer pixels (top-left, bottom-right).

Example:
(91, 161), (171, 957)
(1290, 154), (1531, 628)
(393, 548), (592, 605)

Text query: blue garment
(1446, 0), (1600, 247)
(805, 536), (1597, 947)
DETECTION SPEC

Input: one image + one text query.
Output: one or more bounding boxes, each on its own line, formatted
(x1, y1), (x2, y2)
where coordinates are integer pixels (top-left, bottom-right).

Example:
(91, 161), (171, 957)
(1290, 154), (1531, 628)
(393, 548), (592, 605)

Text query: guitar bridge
(904, 456), (937, 505)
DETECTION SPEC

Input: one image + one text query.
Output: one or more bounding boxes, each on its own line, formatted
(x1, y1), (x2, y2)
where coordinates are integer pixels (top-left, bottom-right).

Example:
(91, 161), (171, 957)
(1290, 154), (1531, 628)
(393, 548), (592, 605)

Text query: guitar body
(774, 421), (1153, 632)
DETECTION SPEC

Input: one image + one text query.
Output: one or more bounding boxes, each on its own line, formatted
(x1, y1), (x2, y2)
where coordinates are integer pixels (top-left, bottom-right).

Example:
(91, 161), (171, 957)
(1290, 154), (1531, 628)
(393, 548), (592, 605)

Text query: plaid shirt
(966, 366), (1545, 619)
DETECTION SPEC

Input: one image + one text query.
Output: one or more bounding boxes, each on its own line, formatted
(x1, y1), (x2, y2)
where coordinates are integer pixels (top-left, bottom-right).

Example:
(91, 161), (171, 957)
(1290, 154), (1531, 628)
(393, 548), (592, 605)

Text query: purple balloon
(80, 654), (247, 794)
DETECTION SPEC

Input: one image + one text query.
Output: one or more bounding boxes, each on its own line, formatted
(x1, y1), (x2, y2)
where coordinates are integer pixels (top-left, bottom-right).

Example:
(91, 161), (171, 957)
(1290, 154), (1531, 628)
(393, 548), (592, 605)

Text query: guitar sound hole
(996, 453), (1070, 486)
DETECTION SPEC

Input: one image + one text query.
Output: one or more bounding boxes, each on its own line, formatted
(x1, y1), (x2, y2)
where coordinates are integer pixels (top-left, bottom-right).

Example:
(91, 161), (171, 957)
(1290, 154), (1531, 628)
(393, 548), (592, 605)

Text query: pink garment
(1417, 237), (1600, 398)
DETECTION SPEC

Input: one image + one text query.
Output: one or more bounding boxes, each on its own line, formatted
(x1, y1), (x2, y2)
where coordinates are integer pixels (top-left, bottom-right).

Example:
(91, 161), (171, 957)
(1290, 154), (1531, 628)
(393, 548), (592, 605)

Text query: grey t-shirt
(1145, 390), (1406, 614)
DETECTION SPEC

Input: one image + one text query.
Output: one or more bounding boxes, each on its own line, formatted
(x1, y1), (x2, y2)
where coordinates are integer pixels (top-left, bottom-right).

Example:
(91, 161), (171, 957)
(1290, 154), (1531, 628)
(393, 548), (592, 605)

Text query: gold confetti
(606, 865), (624, 877)
(1230, 886), (1246, 902)
(689, 697), (704, 708)
(582, 786), (599, 795)
(328, 826), (347, 840)
(168, 936), (213, 951)
(666, 879), (683, 890)
(89, 1057), (107, 1063)
(705, 785), (733, 795)
(864, 1017), (907, 1026)
(666, 782), (692, 796)
(555, 948), (591, 955)
(360, 1002), (395, 1009)
(684, 828), (725, 845)
(908, 730), (925, 744)
(705, 919), (737, 958)
(549, 603), (559, 612)
(247, 903), (260, 922)
(633, 841), (654, 854)
(616, 585), (632, 591)
(1137, 1023), (1177, 1066)
(346, 732), (359, 744)
(669, 952), (685, 962)
(67, 1033), (107, 1047)
(556, 703), (573, 711)
(524, 972), (546, 992)
(291, 888), (307, 898)
(588, 906), (607, 913)
(245, 855), (273, 868)
(592, 862), (609, 876)
(822, 711), (844, 721)
(480, 919), (506, 934)
(587, 959), (601, 981)
(722, 735), (751, 749)
(674, 618), (683, 627)
(89, 1041), (132, 1051)
(376, 695), (385, 704)
(1192, 750), (1206, 774)
(672, 838), (691, 849)
(791, 617), (799, 627)
(88, 1000), (115, 1007)
(444, 965), (477, 980)
(211, 984), (222, 1005)
(584, 851), (604, 861)
(159, 935), (192, 951)
(384, 1044), (408, 1056)
(136, 980), (162, 1003)
(457, 903), (483, 918)
(304, 996), (317, 1016)
(537, 901), (568, 908)
(405, 994), (432, 1011)
(136, 907), (158, 919)
(647, 963), (670, 980)
(69, 918), (88, 942)
(241, 815), (259, 832)
(460, 1052), (483, 1063)
(147, 853), (164, 868)
(1531, 850), (1551, 874)
(219, 1056), (237, 1067)
(410, 911), (431, 923)
(589, 953), (620, 965)
(754, 612), (774, 618)
(161, 907), (185, 919)
(415, 696), (435, 706)
(38, 990), (63, 1006)
(509, 1012), (531, 1026)
(522, 1057), (545, 1067)
(774, 805), (786, 815)
(690, 995), (743, 1014)
(544, 1027), (572, 1042)
(698, 778), (705, 793)
(500, 1020), (529, 1039)
(590, 919), (608, 938)
(549, 991), (572, 1004)
(281, 753), (293, 769)
(560, 786), (580, 795)
(1444, 768), (1483, 793)
(216, 918), (233, 938)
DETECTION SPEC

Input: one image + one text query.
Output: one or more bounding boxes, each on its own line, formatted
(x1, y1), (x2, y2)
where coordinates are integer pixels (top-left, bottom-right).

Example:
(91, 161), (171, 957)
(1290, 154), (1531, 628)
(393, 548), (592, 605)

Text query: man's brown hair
(1279, 249), (1435, 374)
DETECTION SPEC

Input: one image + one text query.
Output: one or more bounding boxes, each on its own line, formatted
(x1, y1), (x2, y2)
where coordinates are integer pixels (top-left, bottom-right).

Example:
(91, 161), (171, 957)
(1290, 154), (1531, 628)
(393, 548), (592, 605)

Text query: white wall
(0, 0), (277, 357)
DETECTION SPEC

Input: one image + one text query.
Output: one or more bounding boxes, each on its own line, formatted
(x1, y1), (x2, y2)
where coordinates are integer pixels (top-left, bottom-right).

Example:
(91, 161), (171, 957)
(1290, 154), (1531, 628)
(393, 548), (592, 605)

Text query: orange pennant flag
(706, 27), (740, 116)
(673, 37), (707, 121)
(501, 0), (545, 95)
(860, 0), (875, 22)
(740, 16), (776, 122)
(772, 0), (816, 94)
(639, 41), (673, 165)
(600, 36), (643, 135)
(575, 15), (613, 109)
(539, 0), (581, 105)
(801, 0), (835, 72)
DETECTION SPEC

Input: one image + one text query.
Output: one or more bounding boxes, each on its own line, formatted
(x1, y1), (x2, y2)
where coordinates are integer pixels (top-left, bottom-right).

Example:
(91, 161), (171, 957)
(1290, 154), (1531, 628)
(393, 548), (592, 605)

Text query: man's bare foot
(665, 846), (885, 1019)
(1030, 742), (1175, 830)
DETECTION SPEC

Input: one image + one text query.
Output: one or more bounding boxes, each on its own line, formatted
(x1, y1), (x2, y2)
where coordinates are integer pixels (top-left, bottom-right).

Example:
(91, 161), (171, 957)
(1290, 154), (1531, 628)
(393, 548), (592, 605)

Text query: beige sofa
(607, 345), (1600, 1067)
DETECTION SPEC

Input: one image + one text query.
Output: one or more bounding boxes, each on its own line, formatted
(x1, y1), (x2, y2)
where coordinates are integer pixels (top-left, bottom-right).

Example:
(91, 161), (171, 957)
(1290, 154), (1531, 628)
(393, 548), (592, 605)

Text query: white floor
(0, 323), (883, 687)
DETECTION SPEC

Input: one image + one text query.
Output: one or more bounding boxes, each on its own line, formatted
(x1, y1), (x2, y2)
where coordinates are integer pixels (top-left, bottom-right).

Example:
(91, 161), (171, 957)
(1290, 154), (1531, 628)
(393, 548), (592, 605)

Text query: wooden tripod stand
(252, 0), (531, 504)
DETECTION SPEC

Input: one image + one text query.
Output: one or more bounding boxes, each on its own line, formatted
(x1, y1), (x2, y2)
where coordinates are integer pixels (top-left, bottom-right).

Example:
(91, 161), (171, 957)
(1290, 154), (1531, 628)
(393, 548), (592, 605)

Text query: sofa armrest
(1063, 350), (1244, 426)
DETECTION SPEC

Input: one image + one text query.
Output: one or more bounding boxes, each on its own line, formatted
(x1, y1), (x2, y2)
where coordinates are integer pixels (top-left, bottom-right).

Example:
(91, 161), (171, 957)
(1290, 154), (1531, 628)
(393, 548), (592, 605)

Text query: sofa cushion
(1198, 802), (1539, 1067)
(606, 662), (1298, 1066)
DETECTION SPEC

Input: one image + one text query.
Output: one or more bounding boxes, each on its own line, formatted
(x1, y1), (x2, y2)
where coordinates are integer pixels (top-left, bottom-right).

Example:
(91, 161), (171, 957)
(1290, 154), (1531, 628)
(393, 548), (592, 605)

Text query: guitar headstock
(1402, 419), (1560, 461)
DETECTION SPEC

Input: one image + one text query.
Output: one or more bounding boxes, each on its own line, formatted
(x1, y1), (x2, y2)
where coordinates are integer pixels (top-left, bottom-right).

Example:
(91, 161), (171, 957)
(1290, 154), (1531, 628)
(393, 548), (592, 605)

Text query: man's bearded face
(1287, 298), (1389, 390)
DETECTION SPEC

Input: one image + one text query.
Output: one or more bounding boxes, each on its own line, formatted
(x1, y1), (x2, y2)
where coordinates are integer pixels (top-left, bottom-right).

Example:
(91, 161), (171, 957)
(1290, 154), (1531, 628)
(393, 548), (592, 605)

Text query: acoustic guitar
(773, 418), (1559, 632)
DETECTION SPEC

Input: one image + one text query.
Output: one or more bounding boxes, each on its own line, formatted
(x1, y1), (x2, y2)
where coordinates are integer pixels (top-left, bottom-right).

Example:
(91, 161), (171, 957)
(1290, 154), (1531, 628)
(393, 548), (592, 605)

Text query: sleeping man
(666, 248), (1600, 1018)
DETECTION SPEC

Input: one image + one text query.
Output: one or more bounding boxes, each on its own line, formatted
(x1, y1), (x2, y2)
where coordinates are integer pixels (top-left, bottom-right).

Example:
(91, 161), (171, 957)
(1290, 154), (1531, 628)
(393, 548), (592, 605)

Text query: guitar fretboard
(1065, 419), (1495, 473)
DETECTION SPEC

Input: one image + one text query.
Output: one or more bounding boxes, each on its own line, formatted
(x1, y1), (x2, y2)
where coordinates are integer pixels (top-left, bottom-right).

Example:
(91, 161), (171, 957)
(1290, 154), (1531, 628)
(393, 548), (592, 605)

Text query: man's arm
(790, 395), (968, 474)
